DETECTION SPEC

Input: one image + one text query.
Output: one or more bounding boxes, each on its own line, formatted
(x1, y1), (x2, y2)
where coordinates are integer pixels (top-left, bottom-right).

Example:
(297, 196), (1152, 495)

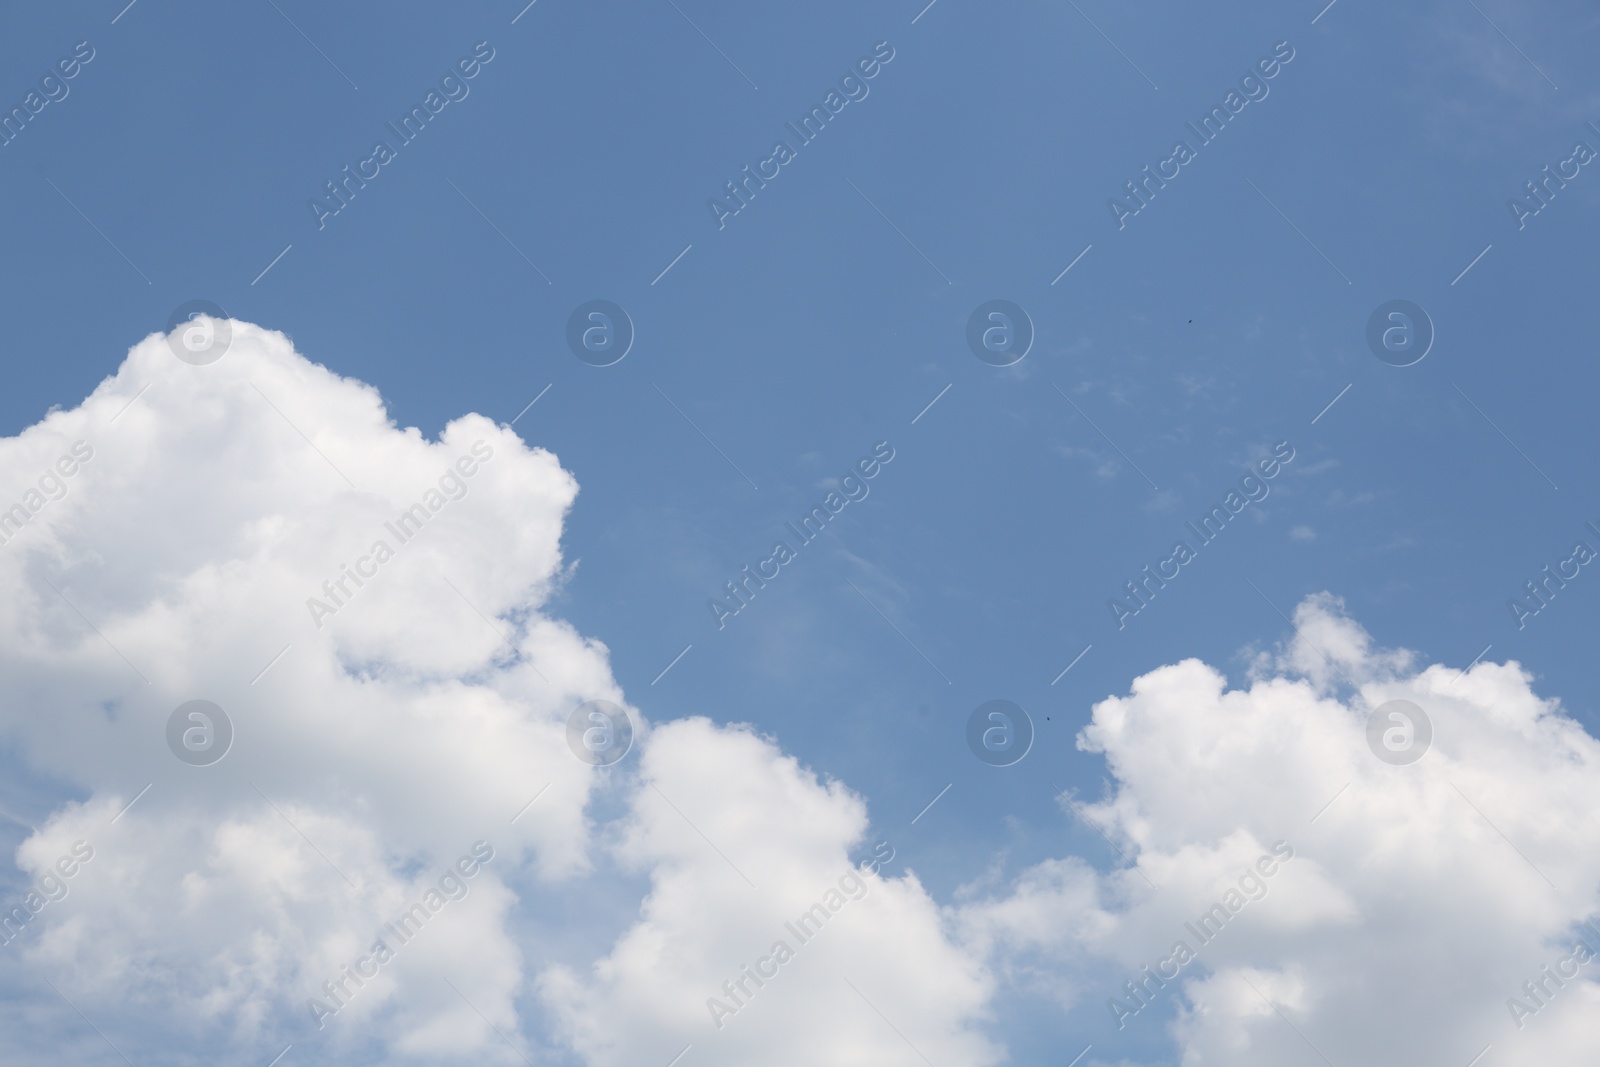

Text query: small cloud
(1327, 488), (1376, 508)
(1058, 445), (1120, 480)
(1290, 525), (1316, 543)
(1292, 457), (1340, 476)
(1143, 489), (1180, 515)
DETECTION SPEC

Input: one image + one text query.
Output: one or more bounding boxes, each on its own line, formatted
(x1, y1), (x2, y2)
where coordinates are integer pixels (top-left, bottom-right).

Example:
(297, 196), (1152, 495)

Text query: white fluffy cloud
(0, 322), (616, 1060)
(958, 593), (1600, 1067)
(540, 716), (1000, 1067)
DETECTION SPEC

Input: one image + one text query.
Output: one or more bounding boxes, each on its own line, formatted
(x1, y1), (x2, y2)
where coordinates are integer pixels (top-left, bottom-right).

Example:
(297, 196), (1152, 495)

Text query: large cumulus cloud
(0, 321), (618, 1062)
(958, 594), (1600, 1067)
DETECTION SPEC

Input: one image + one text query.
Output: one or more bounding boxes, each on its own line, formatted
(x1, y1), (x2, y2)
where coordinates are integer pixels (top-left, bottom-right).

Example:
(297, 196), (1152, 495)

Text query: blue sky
(2, 1), (1599, 1065)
